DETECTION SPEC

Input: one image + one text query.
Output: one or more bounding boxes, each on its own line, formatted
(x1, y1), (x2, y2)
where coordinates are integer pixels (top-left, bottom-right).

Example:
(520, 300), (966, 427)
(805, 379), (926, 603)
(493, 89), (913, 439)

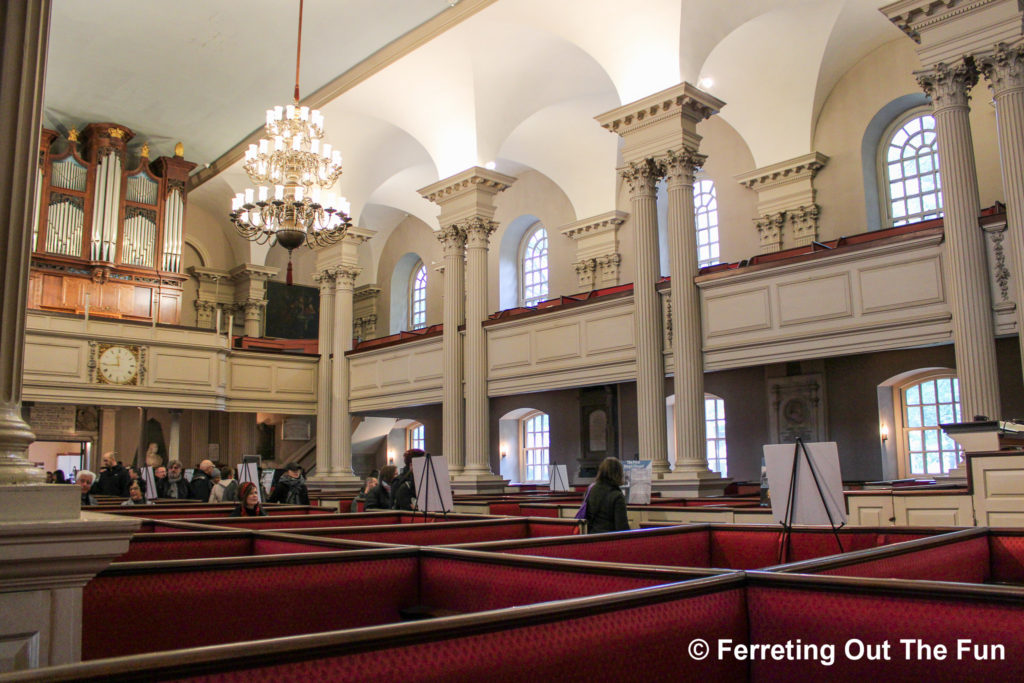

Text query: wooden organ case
(28, 123), (197, 324)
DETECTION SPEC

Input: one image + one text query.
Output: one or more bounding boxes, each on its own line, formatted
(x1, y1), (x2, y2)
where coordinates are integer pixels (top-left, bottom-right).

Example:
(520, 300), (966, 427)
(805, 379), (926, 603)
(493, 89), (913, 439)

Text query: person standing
(268, 463), (309, 505)
(391, 449), (421, 511)
(209, 466), (239, 503)
(189, 459), (216, 501)
(76, 470), (98, 506)
(364, 465), (397, 510)
(585, 457), (629, 533)
(160, 461), (190, 499)
(91, 452), (130, 497)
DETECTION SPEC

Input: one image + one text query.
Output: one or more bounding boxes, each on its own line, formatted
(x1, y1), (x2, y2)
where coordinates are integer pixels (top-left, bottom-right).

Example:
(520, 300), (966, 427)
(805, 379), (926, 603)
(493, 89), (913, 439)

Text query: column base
(451, 472), (508, 495)
(653, 468), (732, 499)
(0, 486), (139, 673)
(307, 474), (363, 493)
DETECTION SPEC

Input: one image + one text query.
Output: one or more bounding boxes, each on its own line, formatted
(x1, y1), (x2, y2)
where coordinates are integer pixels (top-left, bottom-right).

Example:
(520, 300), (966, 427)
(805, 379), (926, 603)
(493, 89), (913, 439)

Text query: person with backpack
(209, 466), (238, 502)
(268, 463), (309, 505)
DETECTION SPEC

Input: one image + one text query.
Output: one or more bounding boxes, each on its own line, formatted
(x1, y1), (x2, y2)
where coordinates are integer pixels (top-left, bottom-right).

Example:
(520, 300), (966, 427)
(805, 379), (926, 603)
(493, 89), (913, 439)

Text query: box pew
(273, 516), (582, 545)
(20, 571), (1024, 681)
(773, 528), (1024, 585)
(85, 504), (333, 519)
(116, 531), (389, 562)
(445, 524), (952, 570)
(81, 546), (715, 660)
(178, 511), (491, 531)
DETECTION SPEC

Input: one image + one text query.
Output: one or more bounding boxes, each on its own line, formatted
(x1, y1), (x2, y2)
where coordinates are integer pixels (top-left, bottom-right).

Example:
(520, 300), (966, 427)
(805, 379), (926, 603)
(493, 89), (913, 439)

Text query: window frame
(406, 422), (425, 452)
(408, 261), (427, 330)
(878, 106), (943, 228)
(518, 223), (549, 307)
(893, 371), (962, 479)
(519, 410), (551, 484)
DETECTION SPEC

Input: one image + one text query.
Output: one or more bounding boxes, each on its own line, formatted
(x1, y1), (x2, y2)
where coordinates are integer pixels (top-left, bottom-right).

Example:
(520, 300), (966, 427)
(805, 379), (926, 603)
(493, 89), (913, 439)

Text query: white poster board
(142, 466), (158, 501)
(412, 454), (453, 513)
(236, 461), (264, 501)
(548, 464), (569, 492)
(623, 460), (652, 504)
(763, 442), (846, 526)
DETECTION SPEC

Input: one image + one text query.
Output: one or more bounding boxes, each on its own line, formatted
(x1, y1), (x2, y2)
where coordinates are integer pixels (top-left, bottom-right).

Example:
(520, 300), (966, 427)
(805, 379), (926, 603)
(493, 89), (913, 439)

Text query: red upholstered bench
(988, 529), (1024, 583)
(117, 531), (384, 562)
(273, 517), (582, 546)
(82, 546), (712, 661)
(179, 511), (489, 531)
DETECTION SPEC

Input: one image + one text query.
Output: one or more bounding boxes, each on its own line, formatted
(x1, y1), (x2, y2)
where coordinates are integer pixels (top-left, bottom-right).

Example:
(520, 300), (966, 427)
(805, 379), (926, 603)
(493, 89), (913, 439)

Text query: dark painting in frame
(265, 281), (319, 339)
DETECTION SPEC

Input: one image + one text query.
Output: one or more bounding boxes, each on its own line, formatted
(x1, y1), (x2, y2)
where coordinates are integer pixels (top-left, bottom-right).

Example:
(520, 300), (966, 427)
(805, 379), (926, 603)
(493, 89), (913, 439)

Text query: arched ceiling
(45, 0), (907, 274)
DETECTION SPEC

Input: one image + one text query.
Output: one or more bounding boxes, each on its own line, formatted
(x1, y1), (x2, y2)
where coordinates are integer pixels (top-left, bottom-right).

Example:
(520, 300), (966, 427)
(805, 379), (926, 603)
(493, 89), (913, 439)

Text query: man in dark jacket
(391, 449), (422, 511)
(91, 452), (130, 497)
(268, 463), (310, 505)
(189, 459), (216, 501)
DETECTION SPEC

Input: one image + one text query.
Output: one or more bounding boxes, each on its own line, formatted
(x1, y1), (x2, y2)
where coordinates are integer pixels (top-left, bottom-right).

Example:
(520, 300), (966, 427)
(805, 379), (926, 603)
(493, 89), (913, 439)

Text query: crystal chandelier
(229, 0), (351, 284)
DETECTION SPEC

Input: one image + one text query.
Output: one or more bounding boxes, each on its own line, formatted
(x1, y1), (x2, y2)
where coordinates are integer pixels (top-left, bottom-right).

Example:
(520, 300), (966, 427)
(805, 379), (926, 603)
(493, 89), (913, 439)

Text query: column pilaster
(979, 43), (1024, 382)
(330, 266), (360, 483)
(462, 217), (496, 475)
(621, 159), (670, 472)
(312, 269), (335, 479)
(662, 149), (728, 494)
(436, 225), (467, 475)
(918, 61), (1002, 420)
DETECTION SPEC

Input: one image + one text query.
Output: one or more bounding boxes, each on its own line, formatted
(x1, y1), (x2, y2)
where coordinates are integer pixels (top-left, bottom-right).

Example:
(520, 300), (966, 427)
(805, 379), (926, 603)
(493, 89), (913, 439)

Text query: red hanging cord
(294, 0), (303, 103)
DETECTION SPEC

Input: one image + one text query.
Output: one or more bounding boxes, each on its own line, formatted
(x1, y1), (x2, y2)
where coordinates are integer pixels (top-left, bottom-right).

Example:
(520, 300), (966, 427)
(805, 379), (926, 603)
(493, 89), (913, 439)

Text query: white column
(918, 61), (1002, 420)
(0, 0), (48, 486)
(437, 226), (466, 474)
(622, 159), (669, 472)
(330, 266), (360, 481)
(242, 300), (263, 337)
(979, 44), (1024, 383)
(313, 269), (335, 478)
(462, 218), (497, 476)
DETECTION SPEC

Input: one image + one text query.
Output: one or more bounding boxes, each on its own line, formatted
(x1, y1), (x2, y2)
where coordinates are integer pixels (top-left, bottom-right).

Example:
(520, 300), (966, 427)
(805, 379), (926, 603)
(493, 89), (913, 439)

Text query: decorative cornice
(187, 266), (230, 284)
(735, 152), (830, 191)
(560, 211), (629, 240)
(353, 284), (381, 302)
(228, 263), (278, 283)
(880, 0), (1008, 42)
(596, 82), (724, 136)
(418, 167), (516, 206)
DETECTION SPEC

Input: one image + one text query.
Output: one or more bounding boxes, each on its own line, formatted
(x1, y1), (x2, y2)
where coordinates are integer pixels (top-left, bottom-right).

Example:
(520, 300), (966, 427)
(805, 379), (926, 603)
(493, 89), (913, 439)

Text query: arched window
(407, 422), (424, 451)
(409, 262), (427, 330)
(900, 374), (961, 476)
(521, 411), (550, 483)
(520, 225), (548, 307)
(705, 395), (727, 476)
(882, 109), (942, 227)
(694, 179), (720, 267)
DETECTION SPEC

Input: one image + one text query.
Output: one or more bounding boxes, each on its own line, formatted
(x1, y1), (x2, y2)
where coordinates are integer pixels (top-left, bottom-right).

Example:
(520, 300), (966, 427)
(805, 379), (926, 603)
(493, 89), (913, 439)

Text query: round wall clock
(96, 344), (140, 385)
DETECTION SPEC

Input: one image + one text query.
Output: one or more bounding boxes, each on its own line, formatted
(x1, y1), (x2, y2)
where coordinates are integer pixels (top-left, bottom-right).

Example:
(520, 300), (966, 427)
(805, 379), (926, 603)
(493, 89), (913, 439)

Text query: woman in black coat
(364, 465), (397, 510)
(585, 457), (629, 533)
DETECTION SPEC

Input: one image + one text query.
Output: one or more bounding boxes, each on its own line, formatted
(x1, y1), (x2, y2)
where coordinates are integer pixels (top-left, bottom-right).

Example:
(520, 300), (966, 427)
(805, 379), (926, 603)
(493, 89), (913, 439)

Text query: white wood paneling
(971, 453), (1024, 526)
(348, 336), (444, 411)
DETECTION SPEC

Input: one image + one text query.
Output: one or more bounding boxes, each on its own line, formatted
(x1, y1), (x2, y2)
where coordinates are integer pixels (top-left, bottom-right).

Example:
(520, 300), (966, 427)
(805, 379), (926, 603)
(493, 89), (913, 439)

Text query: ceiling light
(229, 0), (351, 284)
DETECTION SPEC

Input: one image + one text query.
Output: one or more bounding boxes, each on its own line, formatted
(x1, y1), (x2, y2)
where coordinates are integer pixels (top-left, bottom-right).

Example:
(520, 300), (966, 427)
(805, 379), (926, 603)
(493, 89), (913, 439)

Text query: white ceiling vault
(44, 0), (905, 268)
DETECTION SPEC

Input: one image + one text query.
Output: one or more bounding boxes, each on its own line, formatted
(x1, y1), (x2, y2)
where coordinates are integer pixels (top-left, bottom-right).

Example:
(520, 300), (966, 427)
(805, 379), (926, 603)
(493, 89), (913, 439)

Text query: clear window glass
(884, 111), (942, 227)
(521, 411), (550, 482)
(521, 226), (548, 306)
(705, 395), (727, 476)
(407, 423), (424, 451)
(694, 180), (720, 268)
(409, 262), (427, 330)
(902, 375), (961, 476)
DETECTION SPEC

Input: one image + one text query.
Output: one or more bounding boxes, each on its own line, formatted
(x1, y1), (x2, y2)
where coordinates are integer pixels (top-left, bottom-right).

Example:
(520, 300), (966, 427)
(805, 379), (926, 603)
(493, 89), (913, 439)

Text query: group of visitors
(362, 449), (420, 511)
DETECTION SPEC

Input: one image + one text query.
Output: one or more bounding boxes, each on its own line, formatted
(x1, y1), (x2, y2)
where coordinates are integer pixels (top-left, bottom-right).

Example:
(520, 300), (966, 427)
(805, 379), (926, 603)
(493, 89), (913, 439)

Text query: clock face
(97, 346), (139, 385)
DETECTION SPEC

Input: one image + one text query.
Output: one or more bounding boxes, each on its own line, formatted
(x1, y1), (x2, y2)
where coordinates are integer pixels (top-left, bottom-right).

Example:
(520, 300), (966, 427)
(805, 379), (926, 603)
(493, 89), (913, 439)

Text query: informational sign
(142, 466), (158, 501)
(29, 405), (76, 434)
(623, 460), (652, 504)
(548, 464), (570, 492)
(237, 461), (263, 501)
(412, 454), (453, 513)
(283, 418), (311, 441)
(763, 441), (846, 526)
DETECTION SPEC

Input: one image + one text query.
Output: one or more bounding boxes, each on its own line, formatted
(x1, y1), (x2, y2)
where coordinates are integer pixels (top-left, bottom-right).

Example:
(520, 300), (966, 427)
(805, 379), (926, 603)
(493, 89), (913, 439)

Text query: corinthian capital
(662, 149), (707, 186)
(332, 266), (361, 289)
(916, 60), (979, 109)
(620, 158), (664, 197)
(313, 269), (335, 291)
(455, 217), (498, 249)
(978, 43), (1024, 96)
(436, 224), (467, 254)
